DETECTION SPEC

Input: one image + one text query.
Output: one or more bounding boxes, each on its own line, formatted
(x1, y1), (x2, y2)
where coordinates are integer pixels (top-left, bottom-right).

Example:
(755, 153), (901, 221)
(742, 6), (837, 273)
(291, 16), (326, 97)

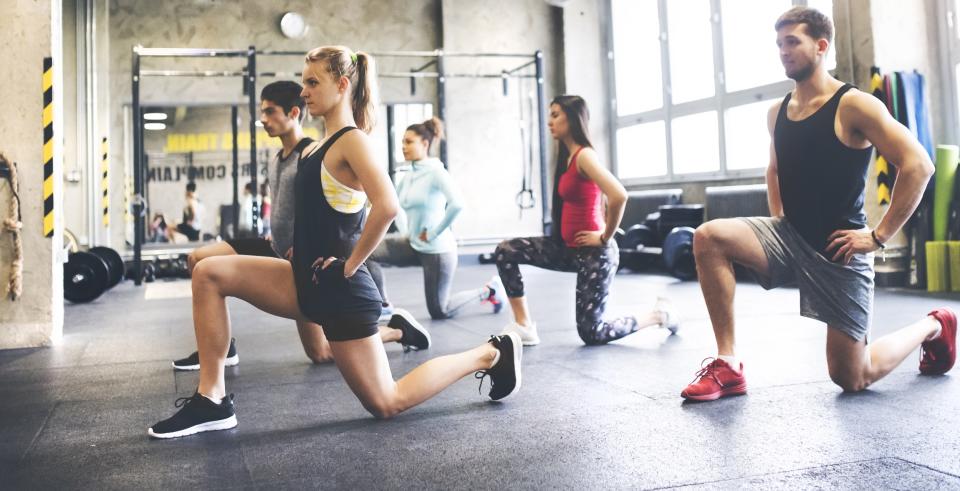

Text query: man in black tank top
(681, 6), (954, 403)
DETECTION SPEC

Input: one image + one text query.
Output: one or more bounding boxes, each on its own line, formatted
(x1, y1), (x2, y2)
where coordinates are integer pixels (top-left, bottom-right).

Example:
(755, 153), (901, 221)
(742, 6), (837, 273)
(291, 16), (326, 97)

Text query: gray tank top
(267, 137), (313, 256)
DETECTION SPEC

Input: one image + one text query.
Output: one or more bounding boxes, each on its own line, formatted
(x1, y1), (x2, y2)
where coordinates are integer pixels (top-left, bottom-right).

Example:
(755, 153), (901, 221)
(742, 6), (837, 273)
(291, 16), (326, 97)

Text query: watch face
(280, 12), (308, 39)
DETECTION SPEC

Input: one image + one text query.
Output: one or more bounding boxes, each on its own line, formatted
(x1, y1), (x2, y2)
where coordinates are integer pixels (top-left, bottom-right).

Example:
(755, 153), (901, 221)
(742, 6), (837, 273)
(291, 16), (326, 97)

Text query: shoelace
(474, 335), (501, 394)
(688, 357), (721, 386)
(475, 370), (492, 395)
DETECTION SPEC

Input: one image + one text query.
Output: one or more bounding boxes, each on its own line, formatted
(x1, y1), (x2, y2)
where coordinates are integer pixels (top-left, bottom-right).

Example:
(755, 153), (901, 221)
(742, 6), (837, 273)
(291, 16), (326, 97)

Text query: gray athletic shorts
(739, 217), (874, 341)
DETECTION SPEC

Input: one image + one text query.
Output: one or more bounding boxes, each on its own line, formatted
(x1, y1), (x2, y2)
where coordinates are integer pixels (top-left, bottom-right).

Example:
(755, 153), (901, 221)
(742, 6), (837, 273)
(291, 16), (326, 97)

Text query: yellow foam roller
(926, 241), (949, 292)
(949, 241), (960, 292)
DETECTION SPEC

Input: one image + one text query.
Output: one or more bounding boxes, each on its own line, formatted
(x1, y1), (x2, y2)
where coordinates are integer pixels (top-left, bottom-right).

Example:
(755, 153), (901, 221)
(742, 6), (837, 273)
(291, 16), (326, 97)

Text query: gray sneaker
(500, 321), (540, 346)
(654, 297), (679, 335)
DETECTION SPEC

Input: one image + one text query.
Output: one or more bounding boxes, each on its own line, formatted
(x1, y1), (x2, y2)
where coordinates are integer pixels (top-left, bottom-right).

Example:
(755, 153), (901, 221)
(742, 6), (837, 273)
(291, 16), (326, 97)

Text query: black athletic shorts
(226, 238), (279, 258)
(177, 223), (200, 241)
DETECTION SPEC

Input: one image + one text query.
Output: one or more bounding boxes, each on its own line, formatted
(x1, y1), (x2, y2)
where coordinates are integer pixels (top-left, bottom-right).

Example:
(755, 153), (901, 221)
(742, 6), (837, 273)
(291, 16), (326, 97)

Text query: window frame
(605, 0), (825, 185)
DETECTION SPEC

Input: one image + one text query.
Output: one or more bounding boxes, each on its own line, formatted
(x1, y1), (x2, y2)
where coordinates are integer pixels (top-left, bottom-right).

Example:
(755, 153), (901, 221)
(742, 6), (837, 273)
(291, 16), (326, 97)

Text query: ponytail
(304, 46), (379, 133)
(406, 116), (445, 152)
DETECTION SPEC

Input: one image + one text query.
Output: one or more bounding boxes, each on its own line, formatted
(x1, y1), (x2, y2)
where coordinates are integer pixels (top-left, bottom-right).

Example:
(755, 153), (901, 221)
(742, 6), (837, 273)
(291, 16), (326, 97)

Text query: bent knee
(693, 222), (723, 255)
(304, 346), (334, 364)
(830, 372), (870, 393)
(494, 240), (510, 260)
(577, 329), (608, 346)
(191, 256), (231, 288)
(364, 399), (402, 419)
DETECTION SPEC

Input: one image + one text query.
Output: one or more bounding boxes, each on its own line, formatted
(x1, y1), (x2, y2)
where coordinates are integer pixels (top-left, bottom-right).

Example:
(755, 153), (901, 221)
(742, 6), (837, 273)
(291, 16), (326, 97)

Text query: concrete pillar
(0, 0), (65, 348)
(561, 0), (612, 165)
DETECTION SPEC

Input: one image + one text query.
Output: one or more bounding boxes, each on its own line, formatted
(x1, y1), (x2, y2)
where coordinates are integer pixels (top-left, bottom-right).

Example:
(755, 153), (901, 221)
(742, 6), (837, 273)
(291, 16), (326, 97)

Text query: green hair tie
(350, 52), (358, 64)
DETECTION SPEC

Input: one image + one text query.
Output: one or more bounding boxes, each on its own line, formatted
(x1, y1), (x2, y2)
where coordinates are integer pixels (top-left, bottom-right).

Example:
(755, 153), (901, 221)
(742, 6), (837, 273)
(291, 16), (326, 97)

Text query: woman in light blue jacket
(367, 117), (502, 320)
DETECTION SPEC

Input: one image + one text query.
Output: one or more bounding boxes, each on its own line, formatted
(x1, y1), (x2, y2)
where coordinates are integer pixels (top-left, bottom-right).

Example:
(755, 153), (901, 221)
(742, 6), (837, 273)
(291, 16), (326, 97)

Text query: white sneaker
(500, 321), (540, 346)
(654, 297), (679, 335)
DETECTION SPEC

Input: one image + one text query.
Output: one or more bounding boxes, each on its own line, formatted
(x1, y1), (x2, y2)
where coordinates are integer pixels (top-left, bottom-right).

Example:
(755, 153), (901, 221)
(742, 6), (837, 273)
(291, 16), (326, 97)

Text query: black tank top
(774, 84), (873, 255)
(292, 126), (382, 320)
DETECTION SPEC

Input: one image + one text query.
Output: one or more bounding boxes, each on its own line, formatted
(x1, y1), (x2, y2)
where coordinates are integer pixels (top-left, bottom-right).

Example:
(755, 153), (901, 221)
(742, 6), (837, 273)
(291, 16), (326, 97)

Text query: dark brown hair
(549, 95), (594, 239)
(775, 6), (833, 43)
(406, 117), (444, 152)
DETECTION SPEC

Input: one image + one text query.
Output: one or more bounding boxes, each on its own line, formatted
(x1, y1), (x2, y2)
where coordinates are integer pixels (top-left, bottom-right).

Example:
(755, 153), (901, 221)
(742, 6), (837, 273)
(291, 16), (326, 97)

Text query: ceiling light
(144, 112), (168, 121)
(144, 122), (166, 131)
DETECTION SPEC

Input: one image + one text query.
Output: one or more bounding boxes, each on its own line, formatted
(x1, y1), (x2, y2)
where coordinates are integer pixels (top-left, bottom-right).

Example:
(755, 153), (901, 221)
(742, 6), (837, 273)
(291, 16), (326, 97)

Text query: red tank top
(557, 148), (603, 247)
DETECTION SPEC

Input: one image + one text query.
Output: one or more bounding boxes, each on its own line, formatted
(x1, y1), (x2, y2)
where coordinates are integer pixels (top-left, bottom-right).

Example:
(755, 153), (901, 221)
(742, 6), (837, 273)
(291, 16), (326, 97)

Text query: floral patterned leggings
(494, 236), (640, 345)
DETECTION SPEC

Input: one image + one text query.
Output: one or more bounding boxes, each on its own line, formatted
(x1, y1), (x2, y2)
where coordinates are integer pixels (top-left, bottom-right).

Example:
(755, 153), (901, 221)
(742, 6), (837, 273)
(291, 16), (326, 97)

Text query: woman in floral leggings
(496, 95), (678, 346)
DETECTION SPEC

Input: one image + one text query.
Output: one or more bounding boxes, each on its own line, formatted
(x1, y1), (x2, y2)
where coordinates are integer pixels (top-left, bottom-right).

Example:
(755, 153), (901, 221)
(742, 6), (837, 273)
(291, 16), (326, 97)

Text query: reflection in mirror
(137, 104), (321, 250)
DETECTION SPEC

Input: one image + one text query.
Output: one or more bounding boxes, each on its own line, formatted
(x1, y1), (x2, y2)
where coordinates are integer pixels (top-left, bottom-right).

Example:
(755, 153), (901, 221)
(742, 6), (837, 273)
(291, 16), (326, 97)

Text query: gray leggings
(367, 235), (485, 320)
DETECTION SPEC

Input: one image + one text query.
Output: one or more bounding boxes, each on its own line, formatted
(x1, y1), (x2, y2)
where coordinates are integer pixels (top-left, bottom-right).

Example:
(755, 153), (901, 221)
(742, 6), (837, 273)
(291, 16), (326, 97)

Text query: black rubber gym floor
(2, 262), (960, 489)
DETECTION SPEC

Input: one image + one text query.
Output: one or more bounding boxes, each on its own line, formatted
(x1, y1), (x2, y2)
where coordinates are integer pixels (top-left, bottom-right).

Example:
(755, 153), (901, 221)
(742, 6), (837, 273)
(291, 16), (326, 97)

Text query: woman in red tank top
(494, 95), (679, 346)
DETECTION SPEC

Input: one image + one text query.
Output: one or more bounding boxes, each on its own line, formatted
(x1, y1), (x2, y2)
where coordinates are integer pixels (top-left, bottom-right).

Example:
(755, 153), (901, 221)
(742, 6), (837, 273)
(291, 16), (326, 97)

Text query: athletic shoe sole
(147, 414), (238, 439)
(393, 309), (431, 350)
(493, 333), (523, 401)
(172, 354), (239, 371)
(681, 382), (747, 402)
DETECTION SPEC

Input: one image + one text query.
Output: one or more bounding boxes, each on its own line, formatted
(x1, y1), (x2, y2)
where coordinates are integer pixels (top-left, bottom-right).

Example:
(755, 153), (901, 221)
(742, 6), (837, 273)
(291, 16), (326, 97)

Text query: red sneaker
(920, 307), (957, 375)
(681, 358), (747, 401)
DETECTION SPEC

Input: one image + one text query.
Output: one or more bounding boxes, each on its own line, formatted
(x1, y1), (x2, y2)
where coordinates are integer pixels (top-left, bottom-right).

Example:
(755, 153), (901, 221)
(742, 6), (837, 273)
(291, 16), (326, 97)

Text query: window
(610, 0), (835, 181)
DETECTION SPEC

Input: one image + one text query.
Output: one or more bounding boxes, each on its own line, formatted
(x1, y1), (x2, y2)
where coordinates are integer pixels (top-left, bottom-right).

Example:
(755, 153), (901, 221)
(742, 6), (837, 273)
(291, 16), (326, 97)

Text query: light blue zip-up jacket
(394, 158), (463, 254)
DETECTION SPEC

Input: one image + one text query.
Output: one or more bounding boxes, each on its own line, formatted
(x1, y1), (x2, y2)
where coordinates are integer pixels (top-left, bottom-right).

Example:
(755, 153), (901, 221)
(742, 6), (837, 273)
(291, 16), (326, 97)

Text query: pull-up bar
(130, 45), (262, 286)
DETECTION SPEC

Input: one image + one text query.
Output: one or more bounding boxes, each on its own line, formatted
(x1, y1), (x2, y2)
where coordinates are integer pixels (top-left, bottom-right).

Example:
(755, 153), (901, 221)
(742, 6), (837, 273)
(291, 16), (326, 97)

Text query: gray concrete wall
(561, 0), (611, 164)
(0, 0), (64, 348)
(441, 0), (563, 239)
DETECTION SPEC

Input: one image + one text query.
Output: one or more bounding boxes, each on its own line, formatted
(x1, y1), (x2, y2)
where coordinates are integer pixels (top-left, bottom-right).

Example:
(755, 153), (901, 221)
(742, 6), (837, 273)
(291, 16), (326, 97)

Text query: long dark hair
(549, 95), (593, 239)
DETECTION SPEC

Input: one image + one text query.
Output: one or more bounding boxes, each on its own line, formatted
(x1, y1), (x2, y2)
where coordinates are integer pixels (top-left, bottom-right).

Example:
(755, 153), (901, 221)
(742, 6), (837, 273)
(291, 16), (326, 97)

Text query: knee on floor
(363, 398), (402, 420)
(829, 371), (870, 393)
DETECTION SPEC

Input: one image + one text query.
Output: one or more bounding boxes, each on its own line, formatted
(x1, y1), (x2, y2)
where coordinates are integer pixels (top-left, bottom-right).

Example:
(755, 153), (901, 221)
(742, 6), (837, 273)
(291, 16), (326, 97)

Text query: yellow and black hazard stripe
(870, 66), (895, 205)
(42, 57), (54, 237)
(101, 137), (109, 227)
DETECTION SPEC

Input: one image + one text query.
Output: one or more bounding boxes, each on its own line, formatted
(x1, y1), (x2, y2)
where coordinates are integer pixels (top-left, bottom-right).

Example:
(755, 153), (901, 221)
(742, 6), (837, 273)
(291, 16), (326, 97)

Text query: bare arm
(337, 132), (400, 276)
(848, 92), (934, 242)
(575, 148), (627, 246)
(766, 101), (784, 217)
(826, 91), (934, 263)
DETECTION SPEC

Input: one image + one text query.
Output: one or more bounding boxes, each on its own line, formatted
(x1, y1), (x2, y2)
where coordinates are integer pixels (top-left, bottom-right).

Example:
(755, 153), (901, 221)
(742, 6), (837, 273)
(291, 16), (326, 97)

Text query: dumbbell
(63, 246), (125, 303)
(617, 224), (661, 272)
(662, 227), (696, 280)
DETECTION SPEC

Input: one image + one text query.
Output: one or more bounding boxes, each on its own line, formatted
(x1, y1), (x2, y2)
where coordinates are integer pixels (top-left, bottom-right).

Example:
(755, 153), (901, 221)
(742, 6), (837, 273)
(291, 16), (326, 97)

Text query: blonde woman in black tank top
(148, 46), (522, 439)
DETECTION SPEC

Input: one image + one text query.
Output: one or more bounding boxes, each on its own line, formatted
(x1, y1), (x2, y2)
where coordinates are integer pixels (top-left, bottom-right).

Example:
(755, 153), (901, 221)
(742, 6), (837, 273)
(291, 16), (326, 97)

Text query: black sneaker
(475, 333), (522, 401)
(389, 308), (431, 351)
(147, 392), (237, 439)
(172, 338), (239, 371)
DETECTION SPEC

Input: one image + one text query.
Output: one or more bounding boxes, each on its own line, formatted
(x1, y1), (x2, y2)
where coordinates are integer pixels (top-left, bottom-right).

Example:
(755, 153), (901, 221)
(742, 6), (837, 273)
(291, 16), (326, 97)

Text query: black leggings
(494, 236), (639, 345)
